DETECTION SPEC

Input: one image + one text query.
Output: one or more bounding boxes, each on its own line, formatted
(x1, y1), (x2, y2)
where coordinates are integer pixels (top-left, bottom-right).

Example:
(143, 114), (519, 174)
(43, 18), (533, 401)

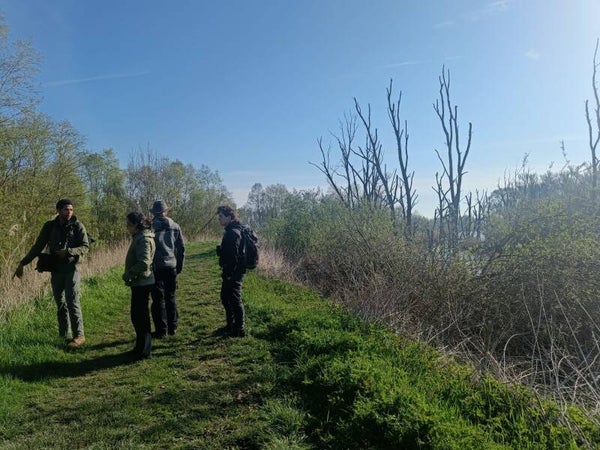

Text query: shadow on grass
(0, 350), (139, 382)
(86, 338), (131, 351)
(186, 248), (217, 261)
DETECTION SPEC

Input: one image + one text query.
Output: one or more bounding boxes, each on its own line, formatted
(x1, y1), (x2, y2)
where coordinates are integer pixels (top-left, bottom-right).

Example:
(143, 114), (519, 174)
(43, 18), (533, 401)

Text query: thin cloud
(525, 49), (540, 60)
(433, 20), (455, 29)
(44, 71), (150, 87)
(440, 0), (512, 26)
(383, 60), (428, 69)
(460, 0), (514, 22)
(489, 0), (511, 11)
(443, 55), (462, 62)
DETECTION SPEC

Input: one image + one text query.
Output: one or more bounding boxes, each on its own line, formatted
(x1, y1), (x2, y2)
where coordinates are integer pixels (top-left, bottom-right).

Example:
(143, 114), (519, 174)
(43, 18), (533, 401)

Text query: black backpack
(240, 225), (259, 270)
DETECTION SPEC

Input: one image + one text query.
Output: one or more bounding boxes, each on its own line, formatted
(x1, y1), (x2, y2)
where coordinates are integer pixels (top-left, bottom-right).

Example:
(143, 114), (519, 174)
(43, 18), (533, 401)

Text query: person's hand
(13, 263), (24, 279)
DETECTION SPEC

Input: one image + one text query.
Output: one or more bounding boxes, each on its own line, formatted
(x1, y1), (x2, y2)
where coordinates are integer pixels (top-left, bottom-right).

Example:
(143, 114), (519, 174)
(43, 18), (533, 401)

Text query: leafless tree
(354, 98), (401, 229)
(313, 82), (419, 236)
(585, 38), (600, 190)
(313, 110), (393, 213)
(386, 79), (417, 236)
(313, 114), (360, 208)
(433, 66), (473, 249)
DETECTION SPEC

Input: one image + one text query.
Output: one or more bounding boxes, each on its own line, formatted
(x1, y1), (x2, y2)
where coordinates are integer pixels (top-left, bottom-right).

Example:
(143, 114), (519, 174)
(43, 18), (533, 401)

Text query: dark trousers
(220, 275), (245, 332)
(151, 267), (178, 335)
(130, 285), (152, 356)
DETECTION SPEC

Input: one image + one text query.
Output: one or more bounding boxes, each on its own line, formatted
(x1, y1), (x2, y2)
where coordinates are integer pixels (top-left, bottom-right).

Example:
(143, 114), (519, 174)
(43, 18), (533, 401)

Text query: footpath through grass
(0, 242), (599, 449)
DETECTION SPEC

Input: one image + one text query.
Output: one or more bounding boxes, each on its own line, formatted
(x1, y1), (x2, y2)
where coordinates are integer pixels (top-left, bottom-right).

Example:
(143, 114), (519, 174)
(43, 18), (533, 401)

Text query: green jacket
(21, 215), (89, 272)
(123, 229), (156, 287)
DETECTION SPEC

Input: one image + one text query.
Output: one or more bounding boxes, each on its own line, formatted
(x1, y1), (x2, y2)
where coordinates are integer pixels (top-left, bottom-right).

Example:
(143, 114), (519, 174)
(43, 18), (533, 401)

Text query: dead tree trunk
(314, 114), (359, 208)
(585, 38), (600, 191)
(433, 66), (472, 250)
(386, 79), (417, 237)
(354, 98), (400, 230)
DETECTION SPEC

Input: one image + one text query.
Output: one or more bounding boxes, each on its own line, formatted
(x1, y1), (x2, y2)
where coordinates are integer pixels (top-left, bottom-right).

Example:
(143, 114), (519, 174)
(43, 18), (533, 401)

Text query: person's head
(55, 199), (74, 222)
(217, 205), (237, 227)
(150, 200), (169, 217)
(126, 211), (151, 235)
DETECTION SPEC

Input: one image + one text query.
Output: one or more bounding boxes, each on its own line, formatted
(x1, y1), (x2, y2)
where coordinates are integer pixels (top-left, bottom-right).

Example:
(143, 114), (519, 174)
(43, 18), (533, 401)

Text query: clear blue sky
(2, 1), (599, 215)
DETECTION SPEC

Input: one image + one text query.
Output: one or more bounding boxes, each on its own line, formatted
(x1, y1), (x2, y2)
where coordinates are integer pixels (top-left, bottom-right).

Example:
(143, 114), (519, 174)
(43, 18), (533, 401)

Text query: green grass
(0, 242), (598, 449)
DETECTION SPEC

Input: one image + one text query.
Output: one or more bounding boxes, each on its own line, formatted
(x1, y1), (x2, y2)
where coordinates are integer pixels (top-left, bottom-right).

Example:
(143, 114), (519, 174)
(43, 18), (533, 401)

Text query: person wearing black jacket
(216, 205), (246, 337)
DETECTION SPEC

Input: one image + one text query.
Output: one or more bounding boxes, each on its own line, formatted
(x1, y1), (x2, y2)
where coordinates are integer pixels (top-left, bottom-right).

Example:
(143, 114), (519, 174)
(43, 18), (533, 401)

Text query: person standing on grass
(123, 212), (156, 360)
(149, 200), (185, 338)
(13, 199), (90, 348)
(216, 205), (246, 337)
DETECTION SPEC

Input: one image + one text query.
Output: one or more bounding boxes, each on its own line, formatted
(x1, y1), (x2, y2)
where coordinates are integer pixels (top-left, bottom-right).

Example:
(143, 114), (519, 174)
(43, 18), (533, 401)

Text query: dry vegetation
(0, 241), (128, 322)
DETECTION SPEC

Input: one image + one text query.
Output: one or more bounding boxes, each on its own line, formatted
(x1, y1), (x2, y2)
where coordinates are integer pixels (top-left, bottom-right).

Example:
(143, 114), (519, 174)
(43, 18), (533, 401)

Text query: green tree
(0, 15), (39, 123)
(79, 149), (128, 241)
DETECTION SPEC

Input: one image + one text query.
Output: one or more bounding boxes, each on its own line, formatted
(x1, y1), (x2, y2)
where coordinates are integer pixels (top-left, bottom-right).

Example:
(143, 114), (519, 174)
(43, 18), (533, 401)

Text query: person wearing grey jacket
(149, 200), (185, 338)
(123, 212), (156, 360)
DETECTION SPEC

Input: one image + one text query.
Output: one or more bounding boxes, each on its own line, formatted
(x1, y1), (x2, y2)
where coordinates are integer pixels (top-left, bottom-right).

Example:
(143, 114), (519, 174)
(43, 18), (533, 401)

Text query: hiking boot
(68, 336), (86, 348)
(234, 329), (246, 338)
(151, 331), (166, 339)
(215, 325), (234, 337)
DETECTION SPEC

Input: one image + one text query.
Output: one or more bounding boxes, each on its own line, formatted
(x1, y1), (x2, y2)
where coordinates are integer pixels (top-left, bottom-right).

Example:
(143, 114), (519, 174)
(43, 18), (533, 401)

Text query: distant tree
(79, 149), (128, 241)
(242, 183), (291, 228)
(177, 164), (231, 237)
(386, 79), (417, 236)
(585, 38), (600, 190)
(125, 147), (168, 210)
(47, 120), (87, 201)
(244, 182), (265, 225)
(313, 114), (360, 208)
(313, 80), (417, 236)
(353, 97), (401, 229)
(432, 66), (473, 250)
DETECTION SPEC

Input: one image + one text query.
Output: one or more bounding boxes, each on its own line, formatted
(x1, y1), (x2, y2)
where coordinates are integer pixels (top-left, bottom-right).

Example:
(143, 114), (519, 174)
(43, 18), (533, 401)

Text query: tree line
(0, 17), (231, 272)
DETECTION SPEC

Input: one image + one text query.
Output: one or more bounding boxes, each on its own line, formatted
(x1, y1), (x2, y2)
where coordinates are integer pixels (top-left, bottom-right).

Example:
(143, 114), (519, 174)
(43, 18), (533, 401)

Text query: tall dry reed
(0, 241), (129, 322)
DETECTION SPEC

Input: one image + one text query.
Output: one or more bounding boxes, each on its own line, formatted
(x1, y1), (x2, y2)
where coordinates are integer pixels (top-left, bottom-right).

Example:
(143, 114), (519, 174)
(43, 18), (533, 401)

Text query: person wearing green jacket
(14, 199), (90, 348)
(123, 212), (156, 360)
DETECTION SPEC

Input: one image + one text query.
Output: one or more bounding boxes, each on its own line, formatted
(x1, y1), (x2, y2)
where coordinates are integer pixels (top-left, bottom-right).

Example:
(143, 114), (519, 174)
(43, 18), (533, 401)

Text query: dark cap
(150, 200), (169, 214)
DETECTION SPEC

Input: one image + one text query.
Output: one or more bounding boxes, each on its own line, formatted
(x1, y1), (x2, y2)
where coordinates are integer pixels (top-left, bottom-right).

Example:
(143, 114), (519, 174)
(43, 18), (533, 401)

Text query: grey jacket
(123, 229), (156, 287)
(152, 216), (185, 272)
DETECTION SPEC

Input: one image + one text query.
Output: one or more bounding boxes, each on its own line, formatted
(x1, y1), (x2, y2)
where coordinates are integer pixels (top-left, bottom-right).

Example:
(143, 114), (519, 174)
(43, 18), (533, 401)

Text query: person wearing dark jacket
(13, 199), (90, 348)
(149, 200), (185, 338)
(123, 212), (156, 360)
(216, 205), (246, 337)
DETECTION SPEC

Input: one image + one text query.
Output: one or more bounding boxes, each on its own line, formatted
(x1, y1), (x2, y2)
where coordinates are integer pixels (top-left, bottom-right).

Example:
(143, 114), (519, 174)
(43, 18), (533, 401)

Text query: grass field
(0, 242), (598, 449)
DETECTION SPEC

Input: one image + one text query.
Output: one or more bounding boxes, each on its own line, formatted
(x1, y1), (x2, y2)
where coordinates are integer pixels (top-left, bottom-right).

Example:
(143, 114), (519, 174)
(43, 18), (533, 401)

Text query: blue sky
(2, 1), (599, 215)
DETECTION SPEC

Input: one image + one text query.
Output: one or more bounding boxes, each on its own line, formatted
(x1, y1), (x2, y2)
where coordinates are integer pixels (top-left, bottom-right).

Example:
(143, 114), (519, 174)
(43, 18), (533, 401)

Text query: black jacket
(218, 220), (245, 279)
